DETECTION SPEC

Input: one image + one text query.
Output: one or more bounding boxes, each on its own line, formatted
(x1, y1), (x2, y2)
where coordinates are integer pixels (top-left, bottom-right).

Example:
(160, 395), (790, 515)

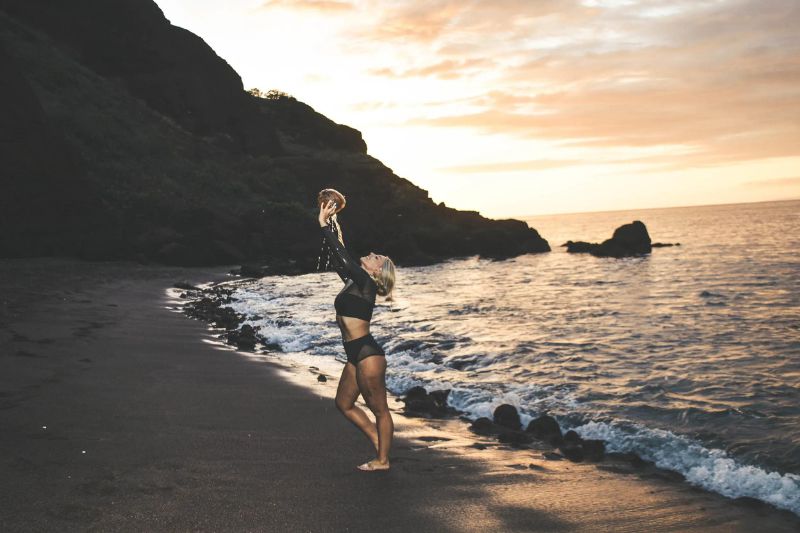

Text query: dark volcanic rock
(559, 431), (585, 461)
(582, 439), (606, 462)
(610, 221), (651, 251)
(401, 386), (454, 418)
(227, 324), (258, 351)
(559, 441), (585, 462)
(493, 404), (522, 430)
(468, 417), (498, 436)
(184, 296), (244, 330)
(565, 221), (653, 258)
(563, 241), (595, 253)
(498, 431), (534, 447)
(525, 414), (563, 446)
(556, 430), (606, 463)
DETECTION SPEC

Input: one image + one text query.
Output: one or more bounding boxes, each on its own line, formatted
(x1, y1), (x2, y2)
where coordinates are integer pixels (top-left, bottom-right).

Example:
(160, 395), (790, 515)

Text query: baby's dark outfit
(320, 225), (385, 365)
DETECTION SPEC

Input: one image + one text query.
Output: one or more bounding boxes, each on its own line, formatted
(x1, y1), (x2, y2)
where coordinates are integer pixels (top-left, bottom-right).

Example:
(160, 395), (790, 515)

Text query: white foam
(223, 272), (800, 518)
(573, 420), (800, 515)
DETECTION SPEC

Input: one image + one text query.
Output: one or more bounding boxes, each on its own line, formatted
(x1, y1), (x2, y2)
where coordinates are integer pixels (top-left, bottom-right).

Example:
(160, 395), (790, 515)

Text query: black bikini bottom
(343, 334), (385, 365)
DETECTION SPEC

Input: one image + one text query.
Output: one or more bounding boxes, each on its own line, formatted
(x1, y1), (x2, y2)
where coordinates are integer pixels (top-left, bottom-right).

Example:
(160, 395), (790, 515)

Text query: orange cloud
(437, 159), (583, 173)
(369, 57), (496, 80)
(358, 0), (800, 168)
(261, 0), (354, 11)
(360, 1), (468, 43)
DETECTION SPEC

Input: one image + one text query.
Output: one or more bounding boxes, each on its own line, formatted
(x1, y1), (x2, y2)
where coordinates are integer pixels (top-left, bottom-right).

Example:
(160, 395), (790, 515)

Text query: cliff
(0, 0), (549, 269)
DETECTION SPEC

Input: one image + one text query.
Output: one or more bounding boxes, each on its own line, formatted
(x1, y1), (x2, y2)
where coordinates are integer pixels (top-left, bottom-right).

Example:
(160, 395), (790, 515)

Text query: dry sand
(1, 257), (798, 532)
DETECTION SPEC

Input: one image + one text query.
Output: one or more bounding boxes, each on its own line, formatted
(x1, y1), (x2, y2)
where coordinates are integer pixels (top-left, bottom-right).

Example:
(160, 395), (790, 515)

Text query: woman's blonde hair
(372, 257), (396, 300)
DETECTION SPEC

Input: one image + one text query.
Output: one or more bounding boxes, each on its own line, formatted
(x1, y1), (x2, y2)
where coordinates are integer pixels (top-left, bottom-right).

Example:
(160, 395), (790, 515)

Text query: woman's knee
(364, 393), (390, 417)
(335, 396), (353, 413)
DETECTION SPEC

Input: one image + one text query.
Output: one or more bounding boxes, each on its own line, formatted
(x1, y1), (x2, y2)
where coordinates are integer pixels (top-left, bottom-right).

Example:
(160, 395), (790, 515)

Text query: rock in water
(493, 404), (522, 430)
(469, 417), (497, 436)
(559, 442), (585, 462)
(559, 430), (585, 462)
(582, 439), (606, 461)
(428, 389), (450, 411)
(563, 241), (595, 254)
(526, 414), (563, 446)
(565, 220), (653, 258)
(401, 386), (454, 418)
(498, 431), (533, 446)
(597, 220), (651, 256)
(227, 324), (257, 351)
(404, 386), (428, 403)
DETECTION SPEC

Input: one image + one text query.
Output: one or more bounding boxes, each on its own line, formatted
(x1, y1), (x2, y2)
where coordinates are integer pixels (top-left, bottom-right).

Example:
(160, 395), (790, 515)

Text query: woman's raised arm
(318, 200), (369, 286)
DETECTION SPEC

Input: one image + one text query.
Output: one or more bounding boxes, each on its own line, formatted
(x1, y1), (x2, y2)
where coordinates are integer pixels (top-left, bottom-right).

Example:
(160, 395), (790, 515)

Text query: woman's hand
(318, 199), (337, 227)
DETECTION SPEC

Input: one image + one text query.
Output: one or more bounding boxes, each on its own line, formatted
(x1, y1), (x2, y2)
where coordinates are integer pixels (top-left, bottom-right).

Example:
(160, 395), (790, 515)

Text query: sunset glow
(155, 0), (800, 217)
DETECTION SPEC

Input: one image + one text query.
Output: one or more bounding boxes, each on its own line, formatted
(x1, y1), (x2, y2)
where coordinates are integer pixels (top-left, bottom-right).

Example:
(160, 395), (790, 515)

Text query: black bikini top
(320, 225), (377, 321)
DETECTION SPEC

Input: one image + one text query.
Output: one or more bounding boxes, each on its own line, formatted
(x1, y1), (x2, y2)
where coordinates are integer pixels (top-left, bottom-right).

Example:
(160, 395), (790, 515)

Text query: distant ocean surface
(226, 200), (800, 515)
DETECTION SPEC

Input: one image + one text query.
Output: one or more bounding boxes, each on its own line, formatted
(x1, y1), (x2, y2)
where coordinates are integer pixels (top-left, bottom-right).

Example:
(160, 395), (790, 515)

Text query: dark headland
(0, 0), (548, 272)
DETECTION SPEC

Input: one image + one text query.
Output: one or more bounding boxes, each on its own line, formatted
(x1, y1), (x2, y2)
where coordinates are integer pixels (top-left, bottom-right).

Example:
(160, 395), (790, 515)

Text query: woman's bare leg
(356, 356), (393, 469)
(334, 361), (379, 453)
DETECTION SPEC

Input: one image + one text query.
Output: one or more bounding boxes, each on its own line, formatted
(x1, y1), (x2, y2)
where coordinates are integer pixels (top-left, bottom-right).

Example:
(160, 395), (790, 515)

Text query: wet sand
(1, 257), (798, 532)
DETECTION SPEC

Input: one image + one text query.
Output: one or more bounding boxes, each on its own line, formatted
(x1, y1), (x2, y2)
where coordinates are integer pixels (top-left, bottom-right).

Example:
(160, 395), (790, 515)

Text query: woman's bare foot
(357, 459), (390, 471)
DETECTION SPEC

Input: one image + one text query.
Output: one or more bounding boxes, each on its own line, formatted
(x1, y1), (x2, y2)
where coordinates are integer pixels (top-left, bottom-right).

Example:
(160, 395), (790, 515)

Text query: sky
(154, 0), (800, 217)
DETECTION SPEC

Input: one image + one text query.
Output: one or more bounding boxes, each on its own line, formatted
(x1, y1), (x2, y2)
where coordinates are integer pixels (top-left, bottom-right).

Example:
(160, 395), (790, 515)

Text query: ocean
(224, 199), (800, 515)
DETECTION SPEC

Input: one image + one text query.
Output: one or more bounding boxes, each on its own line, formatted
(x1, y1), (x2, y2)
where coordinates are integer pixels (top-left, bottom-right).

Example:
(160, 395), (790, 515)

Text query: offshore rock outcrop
(564, 221), (652, 258)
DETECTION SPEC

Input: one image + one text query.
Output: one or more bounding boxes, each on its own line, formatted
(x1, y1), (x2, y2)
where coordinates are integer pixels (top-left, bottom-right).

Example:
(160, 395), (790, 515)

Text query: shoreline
(183, 273), (800, 518)
(1, 257), (799, 531)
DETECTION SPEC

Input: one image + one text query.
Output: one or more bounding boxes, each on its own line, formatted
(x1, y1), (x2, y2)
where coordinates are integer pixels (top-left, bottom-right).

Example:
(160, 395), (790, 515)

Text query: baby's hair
(317, 188), (346, 211)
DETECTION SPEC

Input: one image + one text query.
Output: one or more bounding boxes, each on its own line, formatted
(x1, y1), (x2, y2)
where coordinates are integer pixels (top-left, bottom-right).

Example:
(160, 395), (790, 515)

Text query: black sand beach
(1, 257), (799, 532)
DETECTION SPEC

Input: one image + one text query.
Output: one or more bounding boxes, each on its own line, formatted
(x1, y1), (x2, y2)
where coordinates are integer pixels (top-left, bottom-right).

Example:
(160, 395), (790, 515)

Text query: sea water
(226, 199), (800, 515)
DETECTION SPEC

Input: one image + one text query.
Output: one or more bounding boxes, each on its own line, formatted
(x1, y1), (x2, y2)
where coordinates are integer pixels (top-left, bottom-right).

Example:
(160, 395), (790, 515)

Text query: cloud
(369, 57), (496, 80)
(355, 0), (593, 44)
(437, 159), (583, 173)
(356, 1), (469, 43)
(743, 176), (800, 188)
(261, 0), (354, 11)
(354, 0), (800, 168)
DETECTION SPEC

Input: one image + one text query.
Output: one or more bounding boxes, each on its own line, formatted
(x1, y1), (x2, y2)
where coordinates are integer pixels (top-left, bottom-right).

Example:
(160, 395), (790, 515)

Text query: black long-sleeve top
(320, 225), (377, 322)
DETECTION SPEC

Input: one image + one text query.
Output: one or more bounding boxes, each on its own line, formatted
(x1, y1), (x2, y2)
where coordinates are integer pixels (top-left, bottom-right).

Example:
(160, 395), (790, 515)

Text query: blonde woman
(318, 196), (396, 472)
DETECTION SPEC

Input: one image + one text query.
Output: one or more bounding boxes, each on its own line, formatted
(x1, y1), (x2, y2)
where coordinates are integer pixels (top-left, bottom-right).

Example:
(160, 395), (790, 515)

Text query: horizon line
(503, 196), (800, 220)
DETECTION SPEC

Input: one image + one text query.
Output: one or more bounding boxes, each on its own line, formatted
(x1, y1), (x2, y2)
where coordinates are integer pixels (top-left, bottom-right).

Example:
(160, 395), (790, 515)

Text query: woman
(318, 198), (396, 471)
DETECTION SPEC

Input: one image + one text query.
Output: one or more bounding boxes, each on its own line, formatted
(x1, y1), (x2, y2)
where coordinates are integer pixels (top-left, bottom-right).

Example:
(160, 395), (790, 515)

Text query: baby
(317, 188), (346, 269)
